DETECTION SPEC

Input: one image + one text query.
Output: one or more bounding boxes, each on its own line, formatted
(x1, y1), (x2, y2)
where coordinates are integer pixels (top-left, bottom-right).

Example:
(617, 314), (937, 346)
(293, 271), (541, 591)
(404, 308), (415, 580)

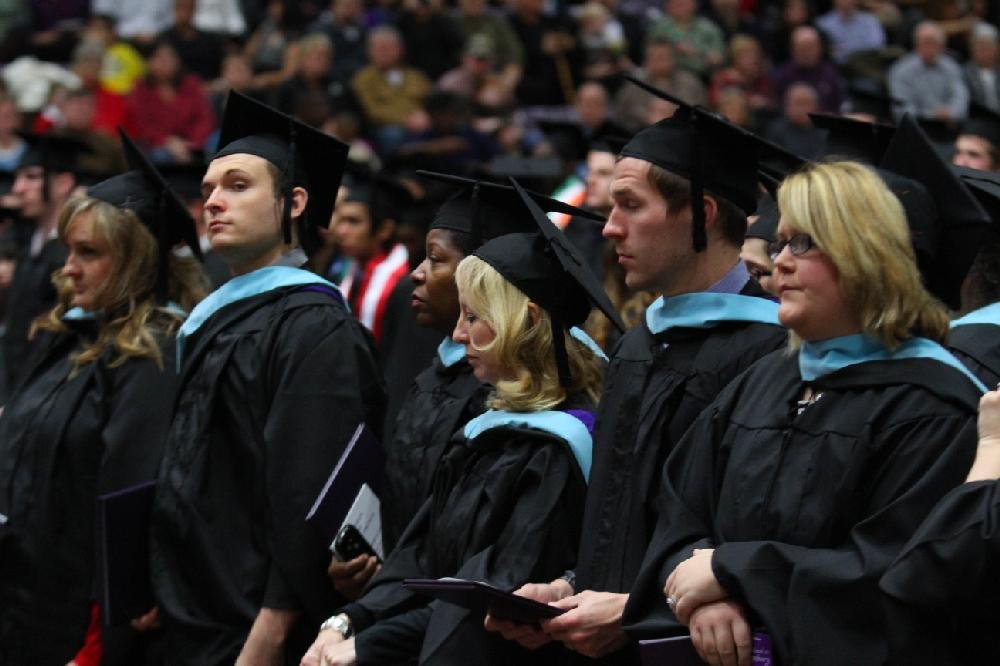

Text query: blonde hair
(31, 196), (210, 371)
(454, 255), (605, 412)
(777, 161), (949, 349)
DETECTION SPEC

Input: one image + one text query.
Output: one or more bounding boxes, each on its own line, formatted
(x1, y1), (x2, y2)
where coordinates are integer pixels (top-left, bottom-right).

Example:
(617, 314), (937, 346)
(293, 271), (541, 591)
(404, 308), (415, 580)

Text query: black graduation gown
(948, 322), (1000, 387)
(380, 353), (488, 552)
(880, 480), (1000, 665)
(0, 321), (177, 665)
(343, 416), (589, 665)
(150, 286), (386, 665)
(621, 352), (981, 665)
(573, 283), (785, 664)
(0, 237), (67, 397)
(379, 277), (443, 436)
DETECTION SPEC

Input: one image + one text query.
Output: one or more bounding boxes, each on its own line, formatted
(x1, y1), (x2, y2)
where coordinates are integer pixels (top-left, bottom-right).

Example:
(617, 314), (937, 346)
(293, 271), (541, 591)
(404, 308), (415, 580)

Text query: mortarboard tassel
(551, 312), (572, 388)
(282, 123), (297, 246)
(689, 111), (707, 252)
(469, 182), (482, 247)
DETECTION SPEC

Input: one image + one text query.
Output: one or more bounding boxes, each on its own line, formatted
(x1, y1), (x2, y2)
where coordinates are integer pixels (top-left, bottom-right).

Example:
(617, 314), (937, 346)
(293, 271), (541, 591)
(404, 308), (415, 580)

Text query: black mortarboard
(589, 121), (631, 155)
(746, 192), (779, 242)
(157, 161), (206, 202)
(471, 178), (624, 385)
(954, 164), (1000, 222)
(418, 170), (605, 247)
(809, 112), (896, 164)
(880, 114), (992, 309)
(619, 75), (759, 252)
(961, 101), (1000, 147)
(751, 134), (809, 197)
(537, 119), (590, 164)
(341, 164), (415, 227)
(916, 117), (957, 146)
(213, 90), (349, 251)
(845, 80), (902, 124)
(88, 130), (202, 298)
(17, 132), (93, 204)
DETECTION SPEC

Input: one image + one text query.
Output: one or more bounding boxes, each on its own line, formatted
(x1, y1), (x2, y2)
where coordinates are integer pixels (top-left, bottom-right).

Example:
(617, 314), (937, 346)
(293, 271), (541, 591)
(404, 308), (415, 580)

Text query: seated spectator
(0, 96), (25, 175)
(35, 88), (125, 176)
(397, 91), (498, 172)
(160, 0), (226, 82)
(243, 0), (305, 91)
(453, 0), (524, 99)
(67, 39), (131, 138)
(709, 34), (774, 111)
(509, 0), (580, 106)
(576, 1), (631, 82)
(397, 0), (465, 81)
(765, 82), (825, 157)
(965, 21), (1000, 112)
(90, 0), (173, 44)
(816, 0), (886, 65)
(126, 39), (215, 164)
(82, 14), (146, 96)
(889, 20), (969, 122)
(707, 0), (763, 43)
(615, 36), (706, 132)
(716, 85), (756, 130)
(309, 0), (369, 85)
(274, 33), (357, 120)
(762, 0), (813, 65)
(352, 25), (431, 154)
(333, 172), (411, 343)
(772, 25), (843, 113)
(438, 34), (515, 110)
(647, 0), (725, 79)
(208, 52), (261, 120)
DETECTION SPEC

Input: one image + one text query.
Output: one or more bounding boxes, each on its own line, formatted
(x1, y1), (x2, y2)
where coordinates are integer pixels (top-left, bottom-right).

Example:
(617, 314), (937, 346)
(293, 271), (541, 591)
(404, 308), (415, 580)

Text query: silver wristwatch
(319, 612), (353, 639)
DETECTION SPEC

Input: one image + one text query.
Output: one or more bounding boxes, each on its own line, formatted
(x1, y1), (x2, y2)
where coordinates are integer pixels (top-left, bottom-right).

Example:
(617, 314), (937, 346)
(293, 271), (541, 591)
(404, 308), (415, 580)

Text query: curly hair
(31, 195), (210, 372)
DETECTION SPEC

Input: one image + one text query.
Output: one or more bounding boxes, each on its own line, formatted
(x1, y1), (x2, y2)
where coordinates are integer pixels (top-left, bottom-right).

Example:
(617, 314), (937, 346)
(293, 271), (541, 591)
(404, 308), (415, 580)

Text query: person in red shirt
(126, 38), (215, 164)
(333, 172), (411, 343)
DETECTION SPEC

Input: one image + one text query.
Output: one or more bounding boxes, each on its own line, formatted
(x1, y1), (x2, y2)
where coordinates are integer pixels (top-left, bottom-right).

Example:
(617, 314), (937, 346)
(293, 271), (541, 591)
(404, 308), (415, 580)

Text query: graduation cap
(470, 178), (624, 386)
(880, 114), (992, 309)
(960, 101), (1000, 148)
(844, 80), (902, 124)
(157, 161), (207, 203)
(341, 163), (416, 229)
(418, 170), (606, 247)
(17, 133), (94, 203)
(88, 129), (203, 299)
(588, 121), (631, 155)
(752, 134), (809, 197)
(537, 119), (592, 164)
(809, 112), (896, 164)
(746, 192), (779, 243)
(954, 164), (1000, 220)
(213, 90), (349, 251)
(619, 75), (759, 252)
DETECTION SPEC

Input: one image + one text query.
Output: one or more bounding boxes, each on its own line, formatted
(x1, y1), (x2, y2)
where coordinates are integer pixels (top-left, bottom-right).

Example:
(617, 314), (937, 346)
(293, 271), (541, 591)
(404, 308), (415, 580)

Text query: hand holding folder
(403, 578), (568, 624)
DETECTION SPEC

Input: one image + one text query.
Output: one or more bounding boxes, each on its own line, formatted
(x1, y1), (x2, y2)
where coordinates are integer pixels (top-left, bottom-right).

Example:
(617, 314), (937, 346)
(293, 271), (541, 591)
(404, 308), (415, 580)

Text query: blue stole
(799, 333), (987, 392)
(62, 307), (97, 321)
(463, 409), (594, 482)
(176, 266), (342, 365)
(645, 292), (781, 335)
(437, 337), (466, 368)
(951, 302), (1000, 329)
(570, 327), (608, 361)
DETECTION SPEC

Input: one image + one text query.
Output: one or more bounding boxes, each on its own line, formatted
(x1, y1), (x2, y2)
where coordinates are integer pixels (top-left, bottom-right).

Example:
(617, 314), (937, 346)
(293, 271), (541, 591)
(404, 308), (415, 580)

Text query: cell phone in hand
(334, 524), (380, 563)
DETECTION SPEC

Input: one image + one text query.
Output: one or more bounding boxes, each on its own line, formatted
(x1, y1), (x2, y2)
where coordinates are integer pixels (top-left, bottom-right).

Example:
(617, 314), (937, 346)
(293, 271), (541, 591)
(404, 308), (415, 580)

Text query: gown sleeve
(259, 306), (386, 618)
(879, 479), (1000, 665)
(97, 340), (178, 493)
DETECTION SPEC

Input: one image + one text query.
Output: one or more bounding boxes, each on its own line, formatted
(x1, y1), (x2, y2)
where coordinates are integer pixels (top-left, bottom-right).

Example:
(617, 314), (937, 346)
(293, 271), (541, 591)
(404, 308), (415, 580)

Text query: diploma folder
(639, 636), (704, 666)
(305, 423), (384, 547)
(402, 578), (567, 624)
(96, 480), (157, 627)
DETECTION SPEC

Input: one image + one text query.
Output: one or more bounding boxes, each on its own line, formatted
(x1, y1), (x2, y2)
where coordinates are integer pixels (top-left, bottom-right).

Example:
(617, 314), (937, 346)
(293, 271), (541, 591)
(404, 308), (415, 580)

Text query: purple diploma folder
(402, 578), (567, 624)
(305, 423), (384, 544)
(96, 480), (157, 627)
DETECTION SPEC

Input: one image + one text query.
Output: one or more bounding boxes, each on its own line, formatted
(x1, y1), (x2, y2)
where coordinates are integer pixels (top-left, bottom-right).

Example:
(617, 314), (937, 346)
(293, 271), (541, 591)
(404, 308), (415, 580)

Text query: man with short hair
(0, 134), (87, 396)
(150, 92), (386, 665)
(964, 21), (1000, 112)
(614, 36), (706, 132)
(772, 25), (843, 113)
(889, 21), (969, 122)
(486, 83), (786, 665)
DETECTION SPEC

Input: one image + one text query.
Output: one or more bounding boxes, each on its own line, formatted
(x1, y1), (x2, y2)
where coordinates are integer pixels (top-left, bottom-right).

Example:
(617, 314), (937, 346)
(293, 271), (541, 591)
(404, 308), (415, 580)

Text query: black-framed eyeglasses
(768, 233), (817, 261)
